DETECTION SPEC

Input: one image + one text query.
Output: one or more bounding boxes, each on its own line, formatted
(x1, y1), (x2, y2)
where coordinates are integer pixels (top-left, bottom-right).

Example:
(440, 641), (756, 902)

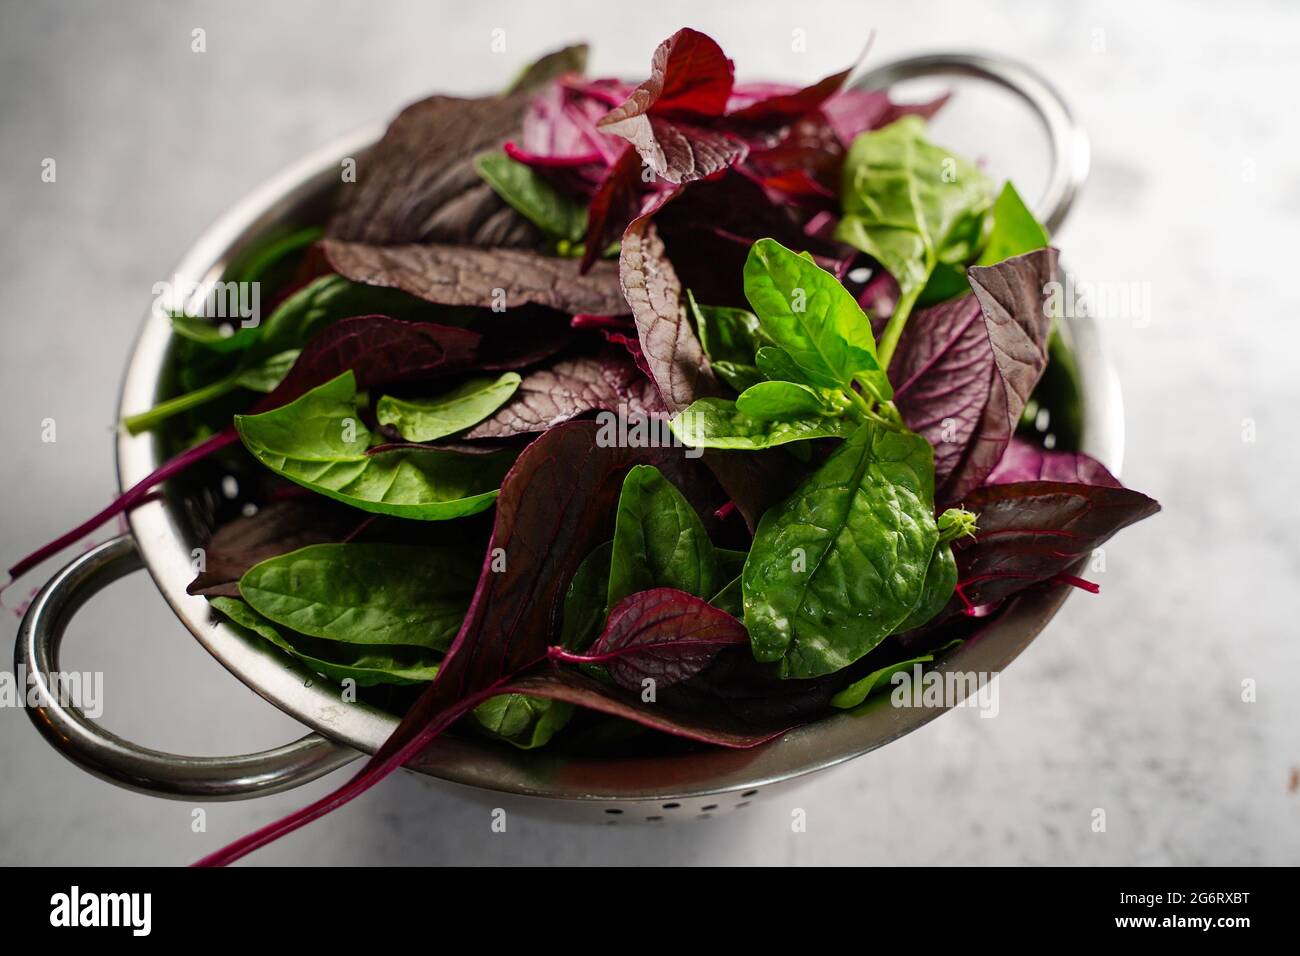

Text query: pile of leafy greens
(8, 29), (1158, 864)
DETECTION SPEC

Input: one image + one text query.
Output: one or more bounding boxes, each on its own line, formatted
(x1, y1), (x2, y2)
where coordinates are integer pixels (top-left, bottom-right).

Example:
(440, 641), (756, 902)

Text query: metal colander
(17, 53), (1112, 823)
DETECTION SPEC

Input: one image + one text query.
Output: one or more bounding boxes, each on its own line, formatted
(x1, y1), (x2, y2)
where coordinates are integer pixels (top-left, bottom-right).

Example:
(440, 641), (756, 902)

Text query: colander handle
(15, 535), (360, 800)
(853, 52), (1090, 233)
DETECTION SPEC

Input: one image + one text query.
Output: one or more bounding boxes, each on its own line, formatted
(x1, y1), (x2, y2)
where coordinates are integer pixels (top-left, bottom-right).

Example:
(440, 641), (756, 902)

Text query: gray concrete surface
(1, 0), (1296, 865)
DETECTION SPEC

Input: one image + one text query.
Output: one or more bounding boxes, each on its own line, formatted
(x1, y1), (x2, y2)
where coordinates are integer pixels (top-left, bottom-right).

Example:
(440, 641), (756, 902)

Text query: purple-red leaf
(550, 587), (748, 690)
(499, 663), (789, 748)
(598, 29), (747, 184)
(951, 480), (1160, 611)
(822, 88), (950, 147)
(259, 314), (480, 410)
(466, 351), (662, 438)
(321, 238), (631, 315)
(891, 249), (1058, 505)
(580, 144), (646, 272)
(654, 170), (845, 307)
(477, 307), (574, 371)
(618, 216), (717, 412)
(326, 92), (539, 248)
(601, 28), (734, 124)
(726, 67), (852, 125)
(889, 294), (990, 493)
(985, 437), (1122, 487)
(951, 249), (1058, 500)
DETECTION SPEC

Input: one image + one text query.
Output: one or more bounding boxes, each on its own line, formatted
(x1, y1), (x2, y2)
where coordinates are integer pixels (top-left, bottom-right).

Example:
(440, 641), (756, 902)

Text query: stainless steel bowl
(17, 53), (1115, 822)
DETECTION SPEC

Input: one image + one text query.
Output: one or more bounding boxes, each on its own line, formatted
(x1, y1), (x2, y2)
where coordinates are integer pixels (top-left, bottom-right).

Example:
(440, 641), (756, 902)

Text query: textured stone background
(1, 0), (1296, 865)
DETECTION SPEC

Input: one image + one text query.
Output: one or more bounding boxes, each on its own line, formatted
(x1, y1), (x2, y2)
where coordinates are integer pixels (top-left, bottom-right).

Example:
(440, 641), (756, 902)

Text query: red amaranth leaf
(477, 307), (574, 371)
(822, 88), (950, 147)
(889, 294), (991, 492)
(325, 91), (539, 248)
(465, 351), (663, 438)
(548, 587), (748, 690)
(580, 145), (646, 272)
(943, 249), (1058, 501)
(890, 249), (1057, 505)
(950, 479), (1160, 611)
(259, 314), (480, 410)
(653, 169), (847, 308)
(985, 437), (1122, 487)
(321, 238), (630, 315)
(498, 664), (792, 748)
(598, 29), (747, 185)
(726, 66), (852, 125)
(618, 216), (717, 412)
(603, 27), (735, 122)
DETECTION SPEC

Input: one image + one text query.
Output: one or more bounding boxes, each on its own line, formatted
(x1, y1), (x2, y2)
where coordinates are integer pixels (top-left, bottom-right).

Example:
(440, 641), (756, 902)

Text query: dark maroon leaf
(740, 114), (845, 205)
(601, 327), (652, 378)
(195, 420), (731, 866)
(632, 116), (748, 185)
(598, 29), (747, 185)
(891, 249), (1057, 505)
(580, 145), (646, 272)
(889, 294), (990, 494)
(187, 499), (361, 597)
(618, 216), (717, 412)
(945, 249), (1059, 501)
(549, 587), (748, 690)
(517, 80), (619, 165)
(500, 664), (788, 747)
(466, 350), (662, 438)
(822, 88), (950, 147)
(321, 238), (631, 315)
(257, 314), (480, 411)
(950, 480), (1160, 611)
(601, 28), (734, 123)
(326, 92), (539, 248)
(727, 66), (852, 125)
(985, 437), (1122, 487)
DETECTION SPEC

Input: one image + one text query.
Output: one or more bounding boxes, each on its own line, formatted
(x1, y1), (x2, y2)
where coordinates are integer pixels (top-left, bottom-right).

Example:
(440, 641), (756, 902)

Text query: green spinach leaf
(742, 420), (939, 678)
(734, 380), (828, 420)
(475, 153), (588, 243)
(471, 693), (575, 749)
(690, 292), (766, 365)
(211, 596), (441, 686)
(835, 116), (993, 365)
(978, 181), (1050, 265)
(561, 540), (613, 652)
(743, 238), (892, 401)
(670, 397), (857, 450)
(606, 465), (718, 612)
(376, 372), (521, 442)
(894, 507), (977, 632)
(239, 542), (476, 650)
(829, 640), (963, 710)
(235, 371), (510, 519)
(712, 360), (765, 394)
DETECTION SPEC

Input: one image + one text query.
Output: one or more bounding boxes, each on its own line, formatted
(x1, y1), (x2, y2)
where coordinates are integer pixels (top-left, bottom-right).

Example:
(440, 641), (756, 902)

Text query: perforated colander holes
(602, 789), (763, 823)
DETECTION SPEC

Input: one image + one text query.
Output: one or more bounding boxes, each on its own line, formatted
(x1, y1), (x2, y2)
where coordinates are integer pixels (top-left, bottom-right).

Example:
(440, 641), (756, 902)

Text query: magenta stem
(6, 427), (239, 581)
